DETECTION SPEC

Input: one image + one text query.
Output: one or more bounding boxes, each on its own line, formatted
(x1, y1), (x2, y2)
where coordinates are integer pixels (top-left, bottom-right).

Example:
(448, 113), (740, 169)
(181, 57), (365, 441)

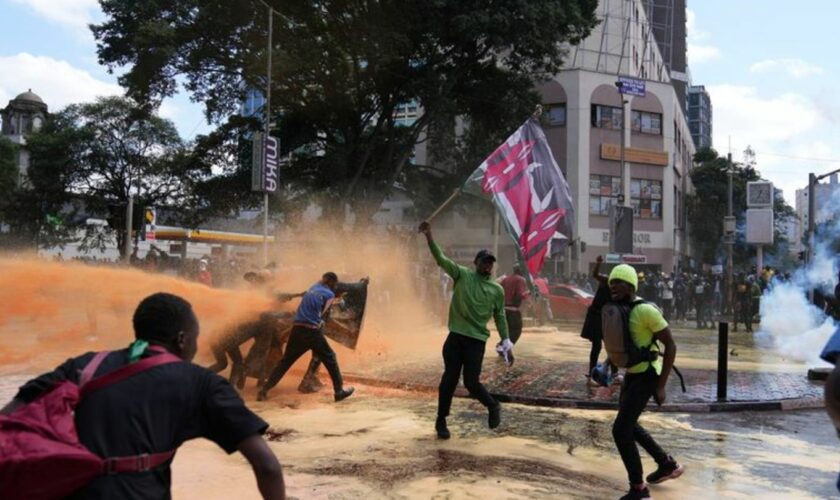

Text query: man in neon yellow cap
(608, 264), (683, 500)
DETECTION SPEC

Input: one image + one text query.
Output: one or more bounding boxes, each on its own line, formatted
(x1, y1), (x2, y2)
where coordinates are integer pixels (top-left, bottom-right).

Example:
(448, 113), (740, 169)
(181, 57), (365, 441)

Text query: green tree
(10, 96), (203, 255)
(92, 0), (599, 222)
(0, 137), (18, 208)
(687, 147), (796, 269)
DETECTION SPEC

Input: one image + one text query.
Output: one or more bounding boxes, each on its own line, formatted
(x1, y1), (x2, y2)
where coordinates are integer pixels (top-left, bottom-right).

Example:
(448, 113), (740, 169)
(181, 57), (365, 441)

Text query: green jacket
(429, 241), (509, 342)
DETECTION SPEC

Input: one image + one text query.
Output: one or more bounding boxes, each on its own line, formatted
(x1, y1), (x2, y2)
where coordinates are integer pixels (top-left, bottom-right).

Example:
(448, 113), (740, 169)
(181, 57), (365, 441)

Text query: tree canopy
(92, 0), (599, 221)
(687, 147), (796, 269)
(9, 96), (202, 255)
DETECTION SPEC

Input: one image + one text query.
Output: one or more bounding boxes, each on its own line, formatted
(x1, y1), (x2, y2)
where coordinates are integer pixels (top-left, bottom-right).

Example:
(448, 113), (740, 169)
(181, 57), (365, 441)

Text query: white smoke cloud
(758, 188), (840, 365)
(759, 283), (835, 365)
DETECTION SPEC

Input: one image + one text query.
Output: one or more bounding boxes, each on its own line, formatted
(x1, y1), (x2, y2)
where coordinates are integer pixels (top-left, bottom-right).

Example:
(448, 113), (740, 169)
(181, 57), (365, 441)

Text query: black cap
(474, 250), (496, 264)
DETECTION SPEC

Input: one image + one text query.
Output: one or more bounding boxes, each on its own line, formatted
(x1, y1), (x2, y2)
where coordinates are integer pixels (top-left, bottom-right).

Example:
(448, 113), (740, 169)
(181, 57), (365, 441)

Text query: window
(631, 110), (662, 135)
(590, 175), (662, 219)
(544, 103), (566, 127)
(588, 174), (622, 215)
(394, 100), (419, 126)
(630, 178), (663, 219)
(591, 104), (623, 130)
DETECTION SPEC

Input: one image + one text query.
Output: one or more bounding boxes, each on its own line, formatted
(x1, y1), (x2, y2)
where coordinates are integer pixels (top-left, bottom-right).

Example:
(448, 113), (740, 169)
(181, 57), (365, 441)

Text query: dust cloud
(0, 224), (443, 374)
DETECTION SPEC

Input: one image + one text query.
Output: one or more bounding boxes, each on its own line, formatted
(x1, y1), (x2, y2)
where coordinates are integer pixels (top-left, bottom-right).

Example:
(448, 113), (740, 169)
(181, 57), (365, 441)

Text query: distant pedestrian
(498, 265), (530, 346)
(580, 255), (618, 383)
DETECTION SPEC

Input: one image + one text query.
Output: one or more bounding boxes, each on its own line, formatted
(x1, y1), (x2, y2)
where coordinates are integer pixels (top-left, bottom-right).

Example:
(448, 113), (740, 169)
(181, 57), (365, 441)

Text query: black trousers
(506, 310), (523, 344)
(438, 332), (497, 418)
(263, 325), (344, 393)
(612, 369), (669, 485)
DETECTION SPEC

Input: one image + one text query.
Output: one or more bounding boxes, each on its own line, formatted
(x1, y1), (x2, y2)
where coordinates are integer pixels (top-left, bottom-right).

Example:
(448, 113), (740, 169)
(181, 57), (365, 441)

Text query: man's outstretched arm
(238, 434), (285, 500)
(418, 221), (460, 280)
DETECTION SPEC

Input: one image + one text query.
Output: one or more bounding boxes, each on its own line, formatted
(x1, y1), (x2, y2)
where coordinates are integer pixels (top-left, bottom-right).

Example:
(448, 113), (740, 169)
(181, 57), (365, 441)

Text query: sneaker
(435, 416), (450, 440)
(611, 374), (624, 385)
(334, 387), (355, 402)
(619, 485), (651, 499)
(488, 404), (501, 429)
(646, 455), (684, 484)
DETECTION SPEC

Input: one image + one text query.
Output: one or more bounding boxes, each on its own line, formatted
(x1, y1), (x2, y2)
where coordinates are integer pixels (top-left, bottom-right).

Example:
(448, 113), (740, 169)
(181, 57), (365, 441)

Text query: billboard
(746, 208), (774, 244)
(251, 132), (280, 193)
(747, 181), (773, 208)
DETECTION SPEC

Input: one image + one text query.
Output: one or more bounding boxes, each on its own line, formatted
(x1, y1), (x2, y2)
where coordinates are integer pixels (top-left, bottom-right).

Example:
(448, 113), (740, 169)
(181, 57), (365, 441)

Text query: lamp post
(262, 5), (273, 266)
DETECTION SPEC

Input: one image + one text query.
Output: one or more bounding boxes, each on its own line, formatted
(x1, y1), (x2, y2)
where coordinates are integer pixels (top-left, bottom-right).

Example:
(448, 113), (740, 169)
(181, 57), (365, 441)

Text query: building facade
(795, 173), (840, 253)
(535, 0), (695, 274)
(687, 85), (713, 150)
(1, 89), (48, 185)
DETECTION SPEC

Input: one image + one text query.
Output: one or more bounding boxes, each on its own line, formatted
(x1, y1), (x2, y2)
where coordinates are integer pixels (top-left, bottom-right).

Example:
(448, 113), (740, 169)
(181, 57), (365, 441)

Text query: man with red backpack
(0, 292), (285, 499)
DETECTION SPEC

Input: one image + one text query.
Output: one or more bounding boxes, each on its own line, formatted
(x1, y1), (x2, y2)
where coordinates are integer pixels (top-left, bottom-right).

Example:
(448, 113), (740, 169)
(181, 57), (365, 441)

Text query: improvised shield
(323, 280), (368, 349)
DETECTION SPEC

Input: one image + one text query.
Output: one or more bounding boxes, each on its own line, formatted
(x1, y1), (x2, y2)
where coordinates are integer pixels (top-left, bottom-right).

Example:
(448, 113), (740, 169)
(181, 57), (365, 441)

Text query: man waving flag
(462, 117), (575, 280)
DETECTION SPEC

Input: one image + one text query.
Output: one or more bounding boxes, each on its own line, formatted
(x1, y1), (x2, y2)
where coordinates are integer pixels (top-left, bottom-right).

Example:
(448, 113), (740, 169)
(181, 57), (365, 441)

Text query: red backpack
(0, 347), (181, 500)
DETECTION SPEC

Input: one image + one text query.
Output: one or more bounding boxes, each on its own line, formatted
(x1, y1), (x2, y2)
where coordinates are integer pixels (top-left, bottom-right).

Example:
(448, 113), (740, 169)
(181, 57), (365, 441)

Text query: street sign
(263, 135), (279, 193)
(618, 76), (646, 97)
(621, 254), (647, 264)
(747, 181), (773, 208)
(251, 132), (280, 193)
(605, 253), (647, 264)
(145, 207), (156, 241)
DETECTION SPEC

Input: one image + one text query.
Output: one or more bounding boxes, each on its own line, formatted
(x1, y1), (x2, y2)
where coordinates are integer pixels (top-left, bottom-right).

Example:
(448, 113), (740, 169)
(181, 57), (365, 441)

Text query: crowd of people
(552, 265), (801, 332)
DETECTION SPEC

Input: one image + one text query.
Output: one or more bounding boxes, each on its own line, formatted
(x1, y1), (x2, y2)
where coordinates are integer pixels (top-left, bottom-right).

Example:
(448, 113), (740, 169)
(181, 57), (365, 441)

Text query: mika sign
(251, 132), (280, 193)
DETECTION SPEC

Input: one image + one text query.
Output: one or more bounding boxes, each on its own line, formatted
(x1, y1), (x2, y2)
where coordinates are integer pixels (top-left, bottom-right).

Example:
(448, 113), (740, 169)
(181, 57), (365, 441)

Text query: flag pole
(424, 189), (461, 222)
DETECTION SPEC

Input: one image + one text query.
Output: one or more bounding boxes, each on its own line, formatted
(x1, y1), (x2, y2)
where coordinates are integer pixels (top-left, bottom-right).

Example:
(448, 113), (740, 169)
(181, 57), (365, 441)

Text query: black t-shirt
(14, 348), (269, 499)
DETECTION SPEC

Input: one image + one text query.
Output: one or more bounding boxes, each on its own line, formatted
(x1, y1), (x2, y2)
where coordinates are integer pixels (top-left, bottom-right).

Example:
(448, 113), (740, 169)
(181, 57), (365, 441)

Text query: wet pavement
(345, 323), (826, 412)
(4, 372), (832, 499)
(0, 264), (834, 499)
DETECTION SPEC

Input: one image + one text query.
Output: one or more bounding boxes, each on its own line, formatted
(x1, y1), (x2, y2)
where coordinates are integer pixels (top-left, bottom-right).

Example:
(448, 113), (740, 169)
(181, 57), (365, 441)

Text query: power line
(756, 151), (840, 164)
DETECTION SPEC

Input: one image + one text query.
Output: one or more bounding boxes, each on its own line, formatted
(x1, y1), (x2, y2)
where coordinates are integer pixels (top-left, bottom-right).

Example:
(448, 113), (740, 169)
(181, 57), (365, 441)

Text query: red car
(546, 284), (593, 320)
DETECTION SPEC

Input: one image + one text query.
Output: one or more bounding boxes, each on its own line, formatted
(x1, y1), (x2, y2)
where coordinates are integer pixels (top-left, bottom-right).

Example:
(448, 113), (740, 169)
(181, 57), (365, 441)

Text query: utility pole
(262, 5), (273, 266)
(724, 153), (735, 317)
(124, 194), (134, 263)
(807, 172), (817, 267)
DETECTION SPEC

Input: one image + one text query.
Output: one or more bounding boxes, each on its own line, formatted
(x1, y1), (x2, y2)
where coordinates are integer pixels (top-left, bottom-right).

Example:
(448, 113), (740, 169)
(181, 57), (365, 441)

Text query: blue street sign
(618, 76), (646, 97)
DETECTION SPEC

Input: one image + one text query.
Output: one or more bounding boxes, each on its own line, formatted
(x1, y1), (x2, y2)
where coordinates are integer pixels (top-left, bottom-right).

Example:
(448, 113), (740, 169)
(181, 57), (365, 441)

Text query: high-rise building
(643, 0), (688, 112)
(795, 174), (840, 253)
(687, 85), (713, 150)
(534, 0), (696, 273)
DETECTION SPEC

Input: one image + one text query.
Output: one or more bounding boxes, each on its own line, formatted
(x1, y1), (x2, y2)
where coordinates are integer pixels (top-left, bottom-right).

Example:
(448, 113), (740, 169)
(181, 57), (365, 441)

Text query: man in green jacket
(418, 221), (511, 440)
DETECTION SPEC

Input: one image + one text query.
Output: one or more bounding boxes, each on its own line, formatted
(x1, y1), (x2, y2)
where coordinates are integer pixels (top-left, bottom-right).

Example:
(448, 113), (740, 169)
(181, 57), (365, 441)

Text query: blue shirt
(821, 325), (840, 364)
(294, 282), (336, 327)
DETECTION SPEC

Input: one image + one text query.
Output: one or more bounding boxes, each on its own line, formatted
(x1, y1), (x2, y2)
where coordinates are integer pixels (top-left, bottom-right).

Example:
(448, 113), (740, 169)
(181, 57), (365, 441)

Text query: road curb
(344, 374), (825, 413)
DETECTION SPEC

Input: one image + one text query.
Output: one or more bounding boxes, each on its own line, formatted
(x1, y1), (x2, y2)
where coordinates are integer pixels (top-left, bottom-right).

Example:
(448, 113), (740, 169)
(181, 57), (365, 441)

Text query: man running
(496, 265), (529, 361)
(607, 264), (683, 500)
(257, 272), (355, 402)
(419, 221), (510, 440)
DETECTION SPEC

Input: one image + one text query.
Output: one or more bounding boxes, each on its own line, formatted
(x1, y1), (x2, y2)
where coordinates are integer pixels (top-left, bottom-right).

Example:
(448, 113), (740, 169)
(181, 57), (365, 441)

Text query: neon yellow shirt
(627, 301), (668, 375)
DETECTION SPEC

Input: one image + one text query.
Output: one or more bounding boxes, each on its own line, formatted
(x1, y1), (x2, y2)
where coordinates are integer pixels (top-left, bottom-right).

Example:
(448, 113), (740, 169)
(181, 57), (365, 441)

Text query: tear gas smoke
(758, 188), (840, 365)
